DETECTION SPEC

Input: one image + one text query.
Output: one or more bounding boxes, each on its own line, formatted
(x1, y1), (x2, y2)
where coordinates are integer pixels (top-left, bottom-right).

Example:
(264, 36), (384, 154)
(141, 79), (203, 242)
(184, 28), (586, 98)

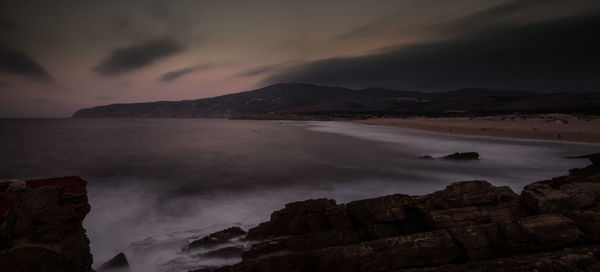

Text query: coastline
(351, 114), (600, 144)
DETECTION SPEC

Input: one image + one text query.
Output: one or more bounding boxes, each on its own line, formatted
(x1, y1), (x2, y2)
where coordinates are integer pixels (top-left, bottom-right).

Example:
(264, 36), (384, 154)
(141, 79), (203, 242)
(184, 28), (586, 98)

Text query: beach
(353, 114), (600, 143)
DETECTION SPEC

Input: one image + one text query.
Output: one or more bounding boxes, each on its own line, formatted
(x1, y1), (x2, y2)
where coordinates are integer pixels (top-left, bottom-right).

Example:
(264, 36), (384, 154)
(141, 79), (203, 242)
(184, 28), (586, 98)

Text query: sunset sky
(1, 0), (599, 117)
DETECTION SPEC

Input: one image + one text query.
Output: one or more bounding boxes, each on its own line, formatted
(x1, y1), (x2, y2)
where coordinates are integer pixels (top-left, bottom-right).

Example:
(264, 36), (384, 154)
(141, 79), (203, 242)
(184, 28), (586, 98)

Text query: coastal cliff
(0, 177), (93, 272)
(195, 155), (600, 272)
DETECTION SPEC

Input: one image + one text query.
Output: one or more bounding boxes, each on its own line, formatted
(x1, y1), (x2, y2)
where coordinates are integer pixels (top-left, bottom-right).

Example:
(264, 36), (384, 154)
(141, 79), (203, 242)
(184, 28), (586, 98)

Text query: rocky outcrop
(0, 177), (93, 272)
(186, 227), (246, 250)
(195, 157), (600, 272)
(441, 152), (480, 160)
(97, 252), (130, 272)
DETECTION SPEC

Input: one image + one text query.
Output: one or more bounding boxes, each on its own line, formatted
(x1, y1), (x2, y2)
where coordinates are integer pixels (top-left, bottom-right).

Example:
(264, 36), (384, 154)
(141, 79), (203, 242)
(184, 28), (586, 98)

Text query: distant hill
(72, 83), (599, 118)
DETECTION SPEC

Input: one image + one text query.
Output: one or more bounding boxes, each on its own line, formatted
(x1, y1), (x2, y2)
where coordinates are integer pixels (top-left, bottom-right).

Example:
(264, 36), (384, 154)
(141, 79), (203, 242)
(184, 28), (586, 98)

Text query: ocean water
(1, 118), (598, 271)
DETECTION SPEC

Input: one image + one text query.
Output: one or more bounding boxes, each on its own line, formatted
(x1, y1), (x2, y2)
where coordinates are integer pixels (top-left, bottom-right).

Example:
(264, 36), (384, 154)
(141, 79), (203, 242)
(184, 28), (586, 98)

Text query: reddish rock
(0, 178), (93, 272)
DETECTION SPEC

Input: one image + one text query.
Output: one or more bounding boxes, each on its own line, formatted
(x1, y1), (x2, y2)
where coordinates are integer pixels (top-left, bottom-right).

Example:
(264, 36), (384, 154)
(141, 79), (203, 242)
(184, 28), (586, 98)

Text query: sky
(1, 0), (599, 117)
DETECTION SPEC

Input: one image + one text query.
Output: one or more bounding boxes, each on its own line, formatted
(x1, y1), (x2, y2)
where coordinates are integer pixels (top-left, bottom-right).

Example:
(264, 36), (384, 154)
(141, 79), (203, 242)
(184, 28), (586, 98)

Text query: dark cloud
(335, 14), (394, 41)
(159, 63), (214, 82)
(0, 45), (52, 82)
(438, 0), (600, 35)
(235, 65), (276, 77)
(93, 38), (182, 76)
(335, 0), (600, 42)
(264, 13), (600, 92)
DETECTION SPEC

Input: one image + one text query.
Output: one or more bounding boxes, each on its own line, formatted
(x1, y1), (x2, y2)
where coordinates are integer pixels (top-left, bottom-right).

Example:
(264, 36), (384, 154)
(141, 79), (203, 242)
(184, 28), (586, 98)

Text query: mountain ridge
(72, 83), (599, 118)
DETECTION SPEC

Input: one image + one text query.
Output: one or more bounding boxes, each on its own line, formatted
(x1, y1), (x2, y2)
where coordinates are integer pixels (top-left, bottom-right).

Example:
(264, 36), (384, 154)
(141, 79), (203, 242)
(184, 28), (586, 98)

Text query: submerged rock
(567, 152), (600, 165)
(441, 152), (480, 160)
(98, 252), (130, 272)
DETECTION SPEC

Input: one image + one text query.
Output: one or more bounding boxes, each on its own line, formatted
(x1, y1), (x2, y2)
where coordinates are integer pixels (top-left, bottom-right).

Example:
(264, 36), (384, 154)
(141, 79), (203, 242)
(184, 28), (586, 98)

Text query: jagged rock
(242, 229), (361, 260)
(398, 245), (600, 272)
(568, 152), (600, 165)
(422, 180), (518, 210)
(441, 152), (480, 160)
(245, 199), (337, 240)
(346, 194), (429, 239)
(0, 178), (93, 272)
(201, 247), (244, 259)
(187, 227), (246, 250)
(570, 207), (600, 240)
(204, 163), (600, 272)
(98, 252), (130, 272)
(235, 230), (462, 272)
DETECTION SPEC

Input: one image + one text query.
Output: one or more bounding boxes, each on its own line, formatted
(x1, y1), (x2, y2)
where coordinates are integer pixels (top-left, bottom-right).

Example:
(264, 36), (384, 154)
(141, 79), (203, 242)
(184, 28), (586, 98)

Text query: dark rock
(570, 207), (600, 240)
(417, 155), (434, 160)
(98, 252), (130, 272)
(245, 199), (337, 240)
(236, 230), (463, 272)
(187, 227), (246, 250)
(203, 162), (600, 272)
(243, 229), (361, 260)
(441, 152), (480, 160)
(567, 152), (600, 165)
(424, 180), (518, 208)
(428, 205), (515, 228)
(346, 194), (429, 239)
(399, 245), (600, 272)
(0, 178), (93, 272)
(499, 214), (583, 253)
(201, 247), (244, 259)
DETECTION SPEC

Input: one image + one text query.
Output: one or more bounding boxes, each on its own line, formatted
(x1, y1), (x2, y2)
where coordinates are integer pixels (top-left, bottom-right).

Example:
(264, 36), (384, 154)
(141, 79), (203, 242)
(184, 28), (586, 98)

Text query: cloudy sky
(1, 0), (599, 117)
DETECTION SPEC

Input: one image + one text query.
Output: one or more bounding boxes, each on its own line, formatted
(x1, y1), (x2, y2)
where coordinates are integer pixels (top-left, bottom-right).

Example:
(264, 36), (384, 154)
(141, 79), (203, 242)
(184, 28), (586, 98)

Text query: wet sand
(352, 114), (600, 143)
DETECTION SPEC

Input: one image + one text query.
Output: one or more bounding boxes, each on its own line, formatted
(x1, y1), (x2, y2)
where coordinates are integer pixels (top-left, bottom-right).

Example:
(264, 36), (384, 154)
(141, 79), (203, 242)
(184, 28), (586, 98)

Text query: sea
(1, 118), (598, 271)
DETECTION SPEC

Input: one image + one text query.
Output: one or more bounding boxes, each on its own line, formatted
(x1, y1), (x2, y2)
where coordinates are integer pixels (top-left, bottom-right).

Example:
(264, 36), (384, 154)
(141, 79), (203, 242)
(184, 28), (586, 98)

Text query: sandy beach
(353, 114), (600, 143)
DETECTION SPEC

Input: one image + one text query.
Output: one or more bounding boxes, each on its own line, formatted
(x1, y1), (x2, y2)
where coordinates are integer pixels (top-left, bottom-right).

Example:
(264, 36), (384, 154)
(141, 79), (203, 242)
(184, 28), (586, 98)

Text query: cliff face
(196, 158), (600, 272)
(0, 178), (93, 272)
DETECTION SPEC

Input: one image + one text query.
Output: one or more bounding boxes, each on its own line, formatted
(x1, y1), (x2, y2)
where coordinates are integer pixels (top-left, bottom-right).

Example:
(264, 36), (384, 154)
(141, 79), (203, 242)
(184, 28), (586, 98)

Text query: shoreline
(351, 114), (600, 144)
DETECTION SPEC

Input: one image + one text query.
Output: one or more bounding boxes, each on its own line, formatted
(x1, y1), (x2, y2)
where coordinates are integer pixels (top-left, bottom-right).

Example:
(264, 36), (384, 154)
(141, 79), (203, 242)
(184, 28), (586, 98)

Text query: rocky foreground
(1, 156), (599, 271)
(195, 155), (600, 272)
(0, 177), (93, 272)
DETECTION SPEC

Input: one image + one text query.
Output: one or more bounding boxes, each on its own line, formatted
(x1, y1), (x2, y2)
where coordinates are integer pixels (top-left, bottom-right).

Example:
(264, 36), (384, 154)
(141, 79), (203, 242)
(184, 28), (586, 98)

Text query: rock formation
(186, 227), (246, 251)
(0, 177), (93, 272)
(97, 252), (130, 272)
(194, 157), (600, 272)
(441, 152), (480, 160)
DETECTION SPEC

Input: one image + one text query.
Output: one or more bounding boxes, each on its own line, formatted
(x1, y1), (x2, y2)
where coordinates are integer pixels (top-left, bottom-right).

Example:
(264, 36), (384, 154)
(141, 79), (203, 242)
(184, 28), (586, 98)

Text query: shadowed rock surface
(186, 227), (247, 250)
(441, 152), (480, 160)
(0, 178), (93, 272)
(200, 246), (245, 259)
(97, 252), (130, 272)
(194, 156), (600, 272)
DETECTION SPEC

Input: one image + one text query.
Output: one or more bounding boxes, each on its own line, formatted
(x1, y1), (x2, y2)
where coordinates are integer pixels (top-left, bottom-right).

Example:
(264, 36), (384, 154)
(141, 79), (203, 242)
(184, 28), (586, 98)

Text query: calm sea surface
(1, 118), (598, 271)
